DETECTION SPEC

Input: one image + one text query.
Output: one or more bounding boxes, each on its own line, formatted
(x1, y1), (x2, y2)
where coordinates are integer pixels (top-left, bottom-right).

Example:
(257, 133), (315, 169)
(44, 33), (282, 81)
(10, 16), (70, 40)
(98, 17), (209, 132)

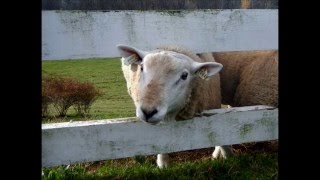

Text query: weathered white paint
(42, 105), (278, 167)
(42, 9), (278, 60)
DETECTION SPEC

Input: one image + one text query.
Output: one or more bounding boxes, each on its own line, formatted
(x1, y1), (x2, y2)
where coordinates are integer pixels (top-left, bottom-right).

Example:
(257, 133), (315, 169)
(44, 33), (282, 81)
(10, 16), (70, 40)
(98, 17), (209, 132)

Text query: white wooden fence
(42, 9), (277, 60)
(42, 8), (278, 168)
(42, 106), (278, 167)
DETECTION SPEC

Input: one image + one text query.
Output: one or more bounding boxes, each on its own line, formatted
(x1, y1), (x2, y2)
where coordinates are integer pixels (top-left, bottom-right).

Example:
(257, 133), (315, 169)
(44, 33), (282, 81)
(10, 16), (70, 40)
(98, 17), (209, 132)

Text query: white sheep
(117, 44), (231, 168)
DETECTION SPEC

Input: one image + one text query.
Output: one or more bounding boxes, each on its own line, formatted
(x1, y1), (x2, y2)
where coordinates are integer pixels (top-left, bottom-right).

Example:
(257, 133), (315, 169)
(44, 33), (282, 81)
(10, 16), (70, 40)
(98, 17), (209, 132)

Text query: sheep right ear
(117, 44), (149, 65)
(191, 62), (223, 80)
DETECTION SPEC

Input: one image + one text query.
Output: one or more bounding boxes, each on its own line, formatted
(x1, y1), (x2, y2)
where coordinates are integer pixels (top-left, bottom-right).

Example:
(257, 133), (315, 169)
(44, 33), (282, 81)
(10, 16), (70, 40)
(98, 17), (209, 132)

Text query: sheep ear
(192, 62), (223, 79)
(117, 44), (149, 65)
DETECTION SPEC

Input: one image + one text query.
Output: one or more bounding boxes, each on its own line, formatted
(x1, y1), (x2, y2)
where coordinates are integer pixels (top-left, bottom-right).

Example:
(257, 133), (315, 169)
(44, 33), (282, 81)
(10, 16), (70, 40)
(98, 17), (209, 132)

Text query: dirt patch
(169, 140), (278, 162)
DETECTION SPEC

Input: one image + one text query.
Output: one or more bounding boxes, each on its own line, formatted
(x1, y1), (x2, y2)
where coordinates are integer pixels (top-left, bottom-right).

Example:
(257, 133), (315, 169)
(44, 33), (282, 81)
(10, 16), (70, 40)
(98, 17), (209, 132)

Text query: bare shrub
(42, 76), (102, 117)
(73, 82), (103, 116)
(43, 76), (77, 116)
(42, 77), (53, 117)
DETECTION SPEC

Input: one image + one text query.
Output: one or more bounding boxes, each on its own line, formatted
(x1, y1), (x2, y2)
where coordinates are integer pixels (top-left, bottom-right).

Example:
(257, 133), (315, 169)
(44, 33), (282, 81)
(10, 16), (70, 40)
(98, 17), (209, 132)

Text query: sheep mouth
(146, 122), (159, 125)
(139, 118), (162, 125)
(143, 120), (161, 125)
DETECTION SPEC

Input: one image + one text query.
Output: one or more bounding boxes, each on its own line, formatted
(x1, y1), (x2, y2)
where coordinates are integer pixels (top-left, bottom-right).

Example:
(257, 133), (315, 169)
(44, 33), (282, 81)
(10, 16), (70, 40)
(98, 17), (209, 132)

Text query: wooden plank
(42, 105), (278, 167)
(42, 9), (278, 60)
(42, 0), (278, 10)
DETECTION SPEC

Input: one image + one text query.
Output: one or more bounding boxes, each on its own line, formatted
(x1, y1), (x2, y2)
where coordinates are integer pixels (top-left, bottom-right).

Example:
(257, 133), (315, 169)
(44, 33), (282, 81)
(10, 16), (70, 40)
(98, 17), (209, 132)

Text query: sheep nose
(141, 108), (158, 121)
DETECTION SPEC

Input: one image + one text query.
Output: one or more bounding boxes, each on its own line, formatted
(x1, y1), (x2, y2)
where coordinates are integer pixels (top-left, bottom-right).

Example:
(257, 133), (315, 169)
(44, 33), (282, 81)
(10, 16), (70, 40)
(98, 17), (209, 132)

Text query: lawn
(43, 152), (277, 180)
(42, 58), (136, 123)
(42, 58), (278, 179)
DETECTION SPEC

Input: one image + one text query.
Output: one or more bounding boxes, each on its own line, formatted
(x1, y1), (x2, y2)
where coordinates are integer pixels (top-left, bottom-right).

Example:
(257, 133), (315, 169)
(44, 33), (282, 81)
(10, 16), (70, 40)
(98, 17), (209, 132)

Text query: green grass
(42, 153), (278, 180)
(42, 58), (136, 123)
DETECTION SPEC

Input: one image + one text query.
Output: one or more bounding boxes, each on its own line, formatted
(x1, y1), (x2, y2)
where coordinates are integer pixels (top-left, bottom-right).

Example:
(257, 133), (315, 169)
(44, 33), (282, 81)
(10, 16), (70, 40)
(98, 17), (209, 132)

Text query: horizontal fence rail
(42, 9), (278, 60)
(42, 105), (278, 167)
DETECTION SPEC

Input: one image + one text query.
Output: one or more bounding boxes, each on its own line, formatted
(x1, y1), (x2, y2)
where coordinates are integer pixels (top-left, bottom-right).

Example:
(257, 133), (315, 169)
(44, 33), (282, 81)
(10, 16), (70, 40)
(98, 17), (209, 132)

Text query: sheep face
(136, 52), (194, 124)
(117, 45), (222, 125)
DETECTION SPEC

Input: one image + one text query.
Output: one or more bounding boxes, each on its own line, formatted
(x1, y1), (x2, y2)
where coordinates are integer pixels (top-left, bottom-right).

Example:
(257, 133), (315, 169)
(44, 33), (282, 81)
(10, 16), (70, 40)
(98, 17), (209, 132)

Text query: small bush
(42, 78), (53, 117)
(42, 76), (102, 117)
(42, 76), (76, 117)
(73, 82), (102, 116)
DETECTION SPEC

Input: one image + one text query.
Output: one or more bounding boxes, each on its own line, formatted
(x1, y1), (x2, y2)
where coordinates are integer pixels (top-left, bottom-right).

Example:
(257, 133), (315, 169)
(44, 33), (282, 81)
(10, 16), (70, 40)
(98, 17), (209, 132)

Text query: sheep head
(117, 44), (222, 124)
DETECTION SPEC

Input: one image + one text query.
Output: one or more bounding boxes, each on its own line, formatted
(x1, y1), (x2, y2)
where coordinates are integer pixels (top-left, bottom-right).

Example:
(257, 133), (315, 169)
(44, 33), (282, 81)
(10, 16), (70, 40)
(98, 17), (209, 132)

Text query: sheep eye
(140, 64), (143, 71)
(181, 72), (188, 80)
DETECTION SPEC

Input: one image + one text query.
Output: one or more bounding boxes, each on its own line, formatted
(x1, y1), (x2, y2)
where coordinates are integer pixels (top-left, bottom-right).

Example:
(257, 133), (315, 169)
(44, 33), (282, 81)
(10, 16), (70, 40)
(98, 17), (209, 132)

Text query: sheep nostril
(141, 108), (158, 121)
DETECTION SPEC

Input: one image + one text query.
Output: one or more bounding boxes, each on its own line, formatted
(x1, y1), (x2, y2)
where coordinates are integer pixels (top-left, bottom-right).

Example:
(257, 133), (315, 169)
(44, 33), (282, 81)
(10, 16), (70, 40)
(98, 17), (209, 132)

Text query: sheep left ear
(117, 44), (149, 65)
(191, 62), (223, 79)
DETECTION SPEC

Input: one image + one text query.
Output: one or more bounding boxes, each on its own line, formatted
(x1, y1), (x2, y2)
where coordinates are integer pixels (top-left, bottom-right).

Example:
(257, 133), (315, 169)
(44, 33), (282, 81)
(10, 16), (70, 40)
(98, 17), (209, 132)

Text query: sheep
(211, 50), (278, 107)
(210, 50), (278, 155)
(117, 44), (231, 168)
